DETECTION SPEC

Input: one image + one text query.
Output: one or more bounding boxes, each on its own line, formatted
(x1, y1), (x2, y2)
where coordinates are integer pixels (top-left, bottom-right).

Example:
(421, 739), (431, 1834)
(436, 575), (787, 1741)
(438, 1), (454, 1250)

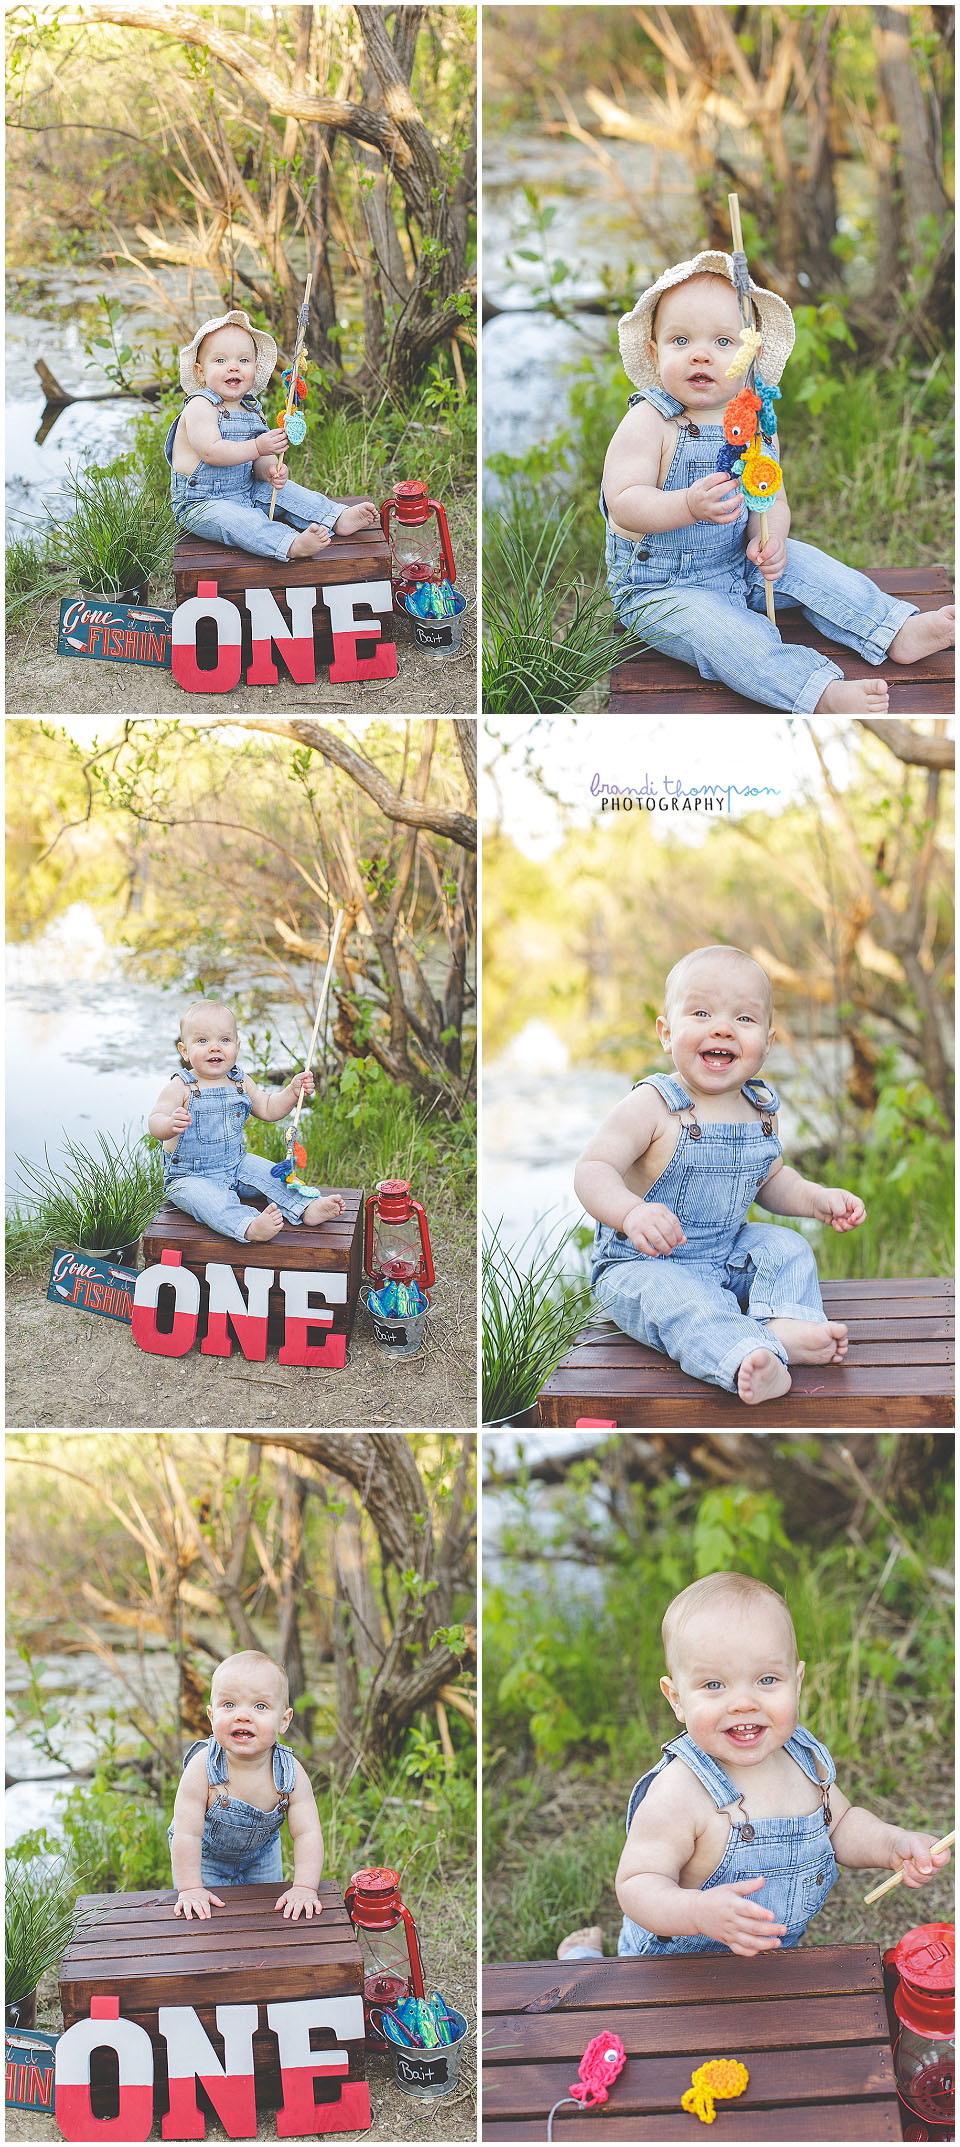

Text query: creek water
(4, 902), (333, 1202)
(482, 114), (872, 494)
(5, 263), (164, 544)
(5, 1646), (179, 1848)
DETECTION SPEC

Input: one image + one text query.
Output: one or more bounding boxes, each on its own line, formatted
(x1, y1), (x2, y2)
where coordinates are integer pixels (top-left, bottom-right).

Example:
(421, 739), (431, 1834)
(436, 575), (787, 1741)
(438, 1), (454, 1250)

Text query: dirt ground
(5, 1224), (476, 1429)
(5, 547), (477, 717)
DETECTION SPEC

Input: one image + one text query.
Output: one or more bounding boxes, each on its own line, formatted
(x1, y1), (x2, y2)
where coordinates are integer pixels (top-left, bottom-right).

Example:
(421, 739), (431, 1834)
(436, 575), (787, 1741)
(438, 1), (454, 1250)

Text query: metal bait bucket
(361, 1284), (429, 1357)
(386, 2008), (468, 2100)
(401, 588), (467, 653)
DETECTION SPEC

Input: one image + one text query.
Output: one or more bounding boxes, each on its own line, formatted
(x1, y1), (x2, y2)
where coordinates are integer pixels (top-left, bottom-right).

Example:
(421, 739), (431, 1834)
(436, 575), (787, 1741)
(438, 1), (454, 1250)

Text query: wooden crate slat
(537, 1278), (955, 1427)
(482, 1946), (884, 2012)
(482, 2041), (895, 2120)
(481, 1992), (886, 2063)
(483, 2104), (900, 2142)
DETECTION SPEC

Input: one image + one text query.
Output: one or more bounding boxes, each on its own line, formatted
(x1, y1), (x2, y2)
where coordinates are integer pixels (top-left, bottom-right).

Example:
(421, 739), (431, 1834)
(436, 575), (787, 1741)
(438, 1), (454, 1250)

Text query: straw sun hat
(618, 251), (795, 391)
(178, 309), (278, 395)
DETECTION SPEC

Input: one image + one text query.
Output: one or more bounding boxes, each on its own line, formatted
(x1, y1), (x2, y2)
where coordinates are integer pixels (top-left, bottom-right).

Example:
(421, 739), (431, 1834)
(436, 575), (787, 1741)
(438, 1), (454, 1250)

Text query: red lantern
(886, 1923), (955, 2140)
(344, 1867), (425, 2046)
(380, 480), (456, 612)
(364, 1179), (435, 1291)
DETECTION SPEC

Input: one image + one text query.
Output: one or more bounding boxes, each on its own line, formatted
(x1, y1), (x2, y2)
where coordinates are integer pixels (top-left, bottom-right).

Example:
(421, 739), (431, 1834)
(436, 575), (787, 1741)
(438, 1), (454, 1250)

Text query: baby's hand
(813, 1186), (865, 1231)
(685, 472), (743, 525)
(291, 1069), (315, 1099)
(275, 1884), (322, 1921)
(175, 1886), (224, 1920)
(169, 1105), (192, 1134)
(746, 531), (787, 582)
(265, 459), (287, 487)
(622, 1199), (686, 1259)
(256, 427), (290, 458)
(697, 1876), (787, 1957)
(891, 1831), (953, 1889)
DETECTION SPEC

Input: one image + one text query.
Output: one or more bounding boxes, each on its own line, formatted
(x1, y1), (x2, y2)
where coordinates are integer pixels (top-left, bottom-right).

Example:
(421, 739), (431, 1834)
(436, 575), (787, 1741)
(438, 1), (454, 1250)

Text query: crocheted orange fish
(722, 386), (761, 446)
(681, 2058), (749, 2124)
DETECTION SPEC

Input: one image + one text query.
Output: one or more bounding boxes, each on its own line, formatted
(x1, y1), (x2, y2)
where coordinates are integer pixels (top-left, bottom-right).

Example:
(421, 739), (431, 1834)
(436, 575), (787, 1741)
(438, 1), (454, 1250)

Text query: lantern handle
(409, 1196), (435, 1289)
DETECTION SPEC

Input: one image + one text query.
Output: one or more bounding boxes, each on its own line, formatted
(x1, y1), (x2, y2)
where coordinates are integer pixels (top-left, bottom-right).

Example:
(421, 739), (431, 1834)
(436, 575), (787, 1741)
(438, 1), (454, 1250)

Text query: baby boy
(559, 1572), (950, 1958)
(170, 1650), (324, 1921)
(576, 944), (864, 1406)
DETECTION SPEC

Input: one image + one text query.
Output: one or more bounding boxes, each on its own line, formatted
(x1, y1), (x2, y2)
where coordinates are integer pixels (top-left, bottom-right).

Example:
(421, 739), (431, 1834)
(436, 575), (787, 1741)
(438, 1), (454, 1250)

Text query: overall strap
(272, 1741), (297, 1809)
(742, 1078), (781, 1116)
(174, 1068), (202, 1100)
(633, 1071), (692, 1111)
(178, 1735), (230, 1785)
(631, 386), (686, 419)
(786, 1725), (835, 1825)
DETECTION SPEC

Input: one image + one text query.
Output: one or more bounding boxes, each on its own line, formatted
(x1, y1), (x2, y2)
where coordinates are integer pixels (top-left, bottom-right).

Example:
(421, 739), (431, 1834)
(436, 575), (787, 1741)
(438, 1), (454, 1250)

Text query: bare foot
(887, 606), (955, 664)
(334, 501), (380, 535)
(737, 1348), (792, 1405)
(767, 1316), (848, 1363)
(245, 1203), (286, 1242)
(301, 1195), (345, 1226)
(558, 1926), (604, 1959)
(815, 678), (889, 712)
(287, 522), (333, 559)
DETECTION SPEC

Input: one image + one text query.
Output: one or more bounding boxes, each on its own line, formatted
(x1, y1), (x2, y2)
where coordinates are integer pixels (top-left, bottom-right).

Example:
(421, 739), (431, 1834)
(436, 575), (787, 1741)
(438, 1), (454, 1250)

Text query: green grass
(482, 1215), (592, 1421)
(7, 1132), (164, 1273)
(243, 1056), (476, 1224)
(5, 1849), (91, 2004)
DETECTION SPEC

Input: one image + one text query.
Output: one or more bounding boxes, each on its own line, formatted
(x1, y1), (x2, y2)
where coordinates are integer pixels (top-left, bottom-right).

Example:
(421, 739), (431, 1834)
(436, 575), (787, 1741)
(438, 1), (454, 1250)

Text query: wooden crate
(58, 1882), (369, 2132)
(482, 1946), (901, 2141)
(609, 564), (955, 712)
(141, 1188), (363, 1354)
(173, 503), (395, 670)
(536, 1277), (954, 1428)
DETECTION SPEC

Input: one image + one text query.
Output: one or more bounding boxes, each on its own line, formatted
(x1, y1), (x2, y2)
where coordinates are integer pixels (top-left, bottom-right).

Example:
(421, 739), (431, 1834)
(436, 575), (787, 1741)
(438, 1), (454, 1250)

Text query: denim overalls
(162, 1061), (315, 1243)
(618, 1725), (839, 1955)
(168, 1735), (297, 1886)
(602, 385), (917, 713)
(591, 1072), (825, 1392)
(165, 388), (343, 562)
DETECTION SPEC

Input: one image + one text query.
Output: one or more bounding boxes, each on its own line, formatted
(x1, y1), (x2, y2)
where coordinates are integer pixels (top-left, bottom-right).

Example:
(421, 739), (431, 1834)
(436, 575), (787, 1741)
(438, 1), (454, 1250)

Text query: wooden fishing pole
(272, 907), (344, 1184)
(269, 273), (312, 521)
(727, 193), (777, 626)
(863, 1829), (955, 1906)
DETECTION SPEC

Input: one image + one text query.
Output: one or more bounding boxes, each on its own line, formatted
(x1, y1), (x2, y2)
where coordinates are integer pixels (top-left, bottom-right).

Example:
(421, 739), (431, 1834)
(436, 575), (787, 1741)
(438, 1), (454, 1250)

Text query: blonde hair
(662, 1573), (797, 1677)
(663, 946), (773, 1029)
(210, 1650), (289, 1710)
(176, 998), (237, 1067)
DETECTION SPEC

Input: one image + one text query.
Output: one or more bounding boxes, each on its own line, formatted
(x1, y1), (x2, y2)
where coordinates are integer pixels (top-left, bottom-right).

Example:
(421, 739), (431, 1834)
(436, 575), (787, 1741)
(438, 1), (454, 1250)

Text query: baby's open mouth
(700, 1048), (736, 1065)
(688, 373), (713, 385)
(230, 1726), (254, 1740)
(725, 1724), (765, 1744)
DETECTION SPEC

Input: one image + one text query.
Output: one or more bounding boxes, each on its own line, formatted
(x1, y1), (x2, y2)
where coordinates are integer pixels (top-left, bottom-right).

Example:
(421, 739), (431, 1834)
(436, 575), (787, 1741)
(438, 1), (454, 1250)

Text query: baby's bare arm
(756, 1150), (865, 1229)
(170, 1753), (225, 1917)
(275, 1763), (325, 1919)
(148, 1074), (190, 1140)
(604, 404), (695, 534)
(829, 1786), (951, 1881)
(183, 399), (285, 467)
(244, 1074), (301, 1123)
(575, 1088), (684, 1254)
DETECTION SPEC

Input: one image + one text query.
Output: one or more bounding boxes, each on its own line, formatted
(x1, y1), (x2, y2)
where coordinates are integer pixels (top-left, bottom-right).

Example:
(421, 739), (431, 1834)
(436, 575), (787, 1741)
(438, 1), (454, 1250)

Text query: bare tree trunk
(874, 7), (951, 233)
(276, 1461), (308, 1727)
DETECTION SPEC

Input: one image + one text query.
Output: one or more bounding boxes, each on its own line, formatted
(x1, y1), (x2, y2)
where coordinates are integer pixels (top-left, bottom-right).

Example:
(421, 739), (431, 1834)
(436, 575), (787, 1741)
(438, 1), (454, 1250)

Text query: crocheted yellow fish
(724, 325), (764, 378)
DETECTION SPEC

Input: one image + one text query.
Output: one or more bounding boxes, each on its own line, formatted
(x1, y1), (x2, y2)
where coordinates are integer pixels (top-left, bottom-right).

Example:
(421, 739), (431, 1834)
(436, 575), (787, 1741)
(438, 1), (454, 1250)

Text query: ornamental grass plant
(10, 1131), (164, 1267)
(57, 463), (177, 599)
(5, 1848), (87, 2009)
(482, 1216), (592, 1423)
